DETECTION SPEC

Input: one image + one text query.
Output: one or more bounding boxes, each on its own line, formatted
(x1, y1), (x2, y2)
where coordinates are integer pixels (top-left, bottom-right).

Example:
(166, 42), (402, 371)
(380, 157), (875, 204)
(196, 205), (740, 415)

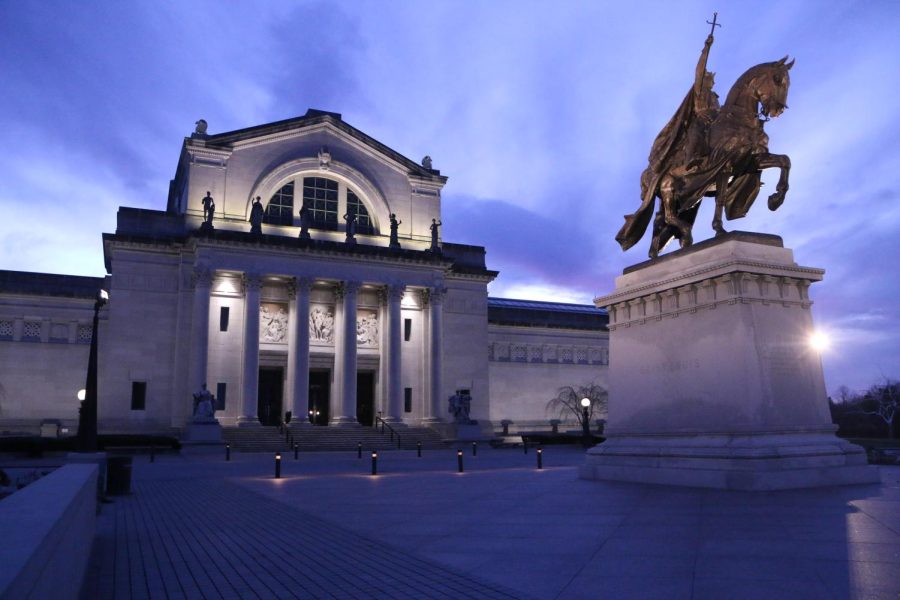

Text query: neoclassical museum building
(0, 110), (608, 438)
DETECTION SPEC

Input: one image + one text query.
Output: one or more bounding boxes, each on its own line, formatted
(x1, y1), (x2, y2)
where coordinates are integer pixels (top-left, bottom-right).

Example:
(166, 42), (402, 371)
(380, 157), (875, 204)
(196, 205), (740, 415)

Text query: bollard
(537, 447), (543, 470)
(523, 438), (528, 454)
(417, 441), (422, 458)
(150, 443), (155, 463)
(472, 441), (477, 456)
(457, 449), (464, 473)
(294, 443), (299, 460)
(275, 453), (282, 479)
(371, 451), (378, 475)
(226, 443), (231, 461)
(357, 442), (362, 459)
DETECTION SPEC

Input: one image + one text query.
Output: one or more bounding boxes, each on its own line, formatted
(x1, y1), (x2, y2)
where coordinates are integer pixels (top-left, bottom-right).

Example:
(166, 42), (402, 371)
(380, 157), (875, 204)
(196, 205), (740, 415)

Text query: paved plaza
(78, 446), (900, 599)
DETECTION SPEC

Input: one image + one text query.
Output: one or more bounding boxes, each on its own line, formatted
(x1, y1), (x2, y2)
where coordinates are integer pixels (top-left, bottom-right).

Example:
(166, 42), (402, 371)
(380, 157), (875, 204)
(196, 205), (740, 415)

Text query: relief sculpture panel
(309, 305), (334, 344)
(260, 303), (288, 343)
(357, 310), (378, 347)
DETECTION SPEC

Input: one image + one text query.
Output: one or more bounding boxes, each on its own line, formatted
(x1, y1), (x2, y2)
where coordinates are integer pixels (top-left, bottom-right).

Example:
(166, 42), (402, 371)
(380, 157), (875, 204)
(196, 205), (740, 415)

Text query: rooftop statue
(617, 14), (794, 259)
(249, 196), (264, 235)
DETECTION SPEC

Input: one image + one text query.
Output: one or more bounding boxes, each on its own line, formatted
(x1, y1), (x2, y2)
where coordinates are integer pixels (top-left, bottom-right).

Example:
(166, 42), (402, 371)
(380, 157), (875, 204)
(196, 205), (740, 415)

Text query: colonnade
(190, 270), (444, 426)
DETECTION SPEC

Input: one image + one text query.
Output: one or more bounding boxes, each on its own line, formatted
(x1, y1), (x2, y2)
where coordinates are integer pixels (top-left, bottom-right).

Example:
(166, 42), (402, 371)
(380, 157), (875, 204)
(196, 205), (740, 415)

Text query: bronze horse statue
(617, 39), (795, 259)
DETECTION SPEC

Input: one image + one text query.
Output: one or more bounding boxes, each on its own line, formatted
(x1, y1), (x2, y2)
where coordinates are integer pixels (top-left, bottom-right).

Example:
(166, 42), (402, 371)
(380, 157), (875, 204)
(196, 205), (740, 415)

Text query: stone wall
(0, 464), (98, 599)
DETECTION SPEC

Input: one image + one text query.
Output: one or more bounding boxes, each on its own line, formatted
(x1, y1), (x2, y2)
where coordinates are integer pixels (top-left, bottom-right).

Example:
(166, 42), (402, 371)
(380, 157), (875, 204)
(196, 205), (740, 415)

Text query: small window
(404, 388), (412, 413)
(220, 307), (230, 332)
(131, 381), (147, 411)
(216, 383), (227, 411)
(404, 318), (412, 342)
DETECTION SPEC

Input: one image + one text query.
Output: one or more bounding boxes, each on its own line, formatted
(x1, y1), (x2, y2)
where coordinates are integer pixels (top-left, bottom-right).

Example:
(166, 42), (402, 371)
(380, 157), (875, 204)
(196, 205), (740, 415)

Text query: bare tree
(546, 383), (608, 429)
(856, 378), (900, 439)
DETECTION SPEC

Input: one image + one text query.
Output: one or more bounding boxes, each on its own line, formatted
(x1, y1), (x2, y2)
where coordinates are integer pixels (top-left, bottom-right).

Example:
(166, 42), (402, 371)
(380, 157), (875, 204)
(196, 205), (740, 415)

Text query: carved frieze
(259, 303), (288, 343)
(357, 310), (379, 347)
(309, 305), (335, 344)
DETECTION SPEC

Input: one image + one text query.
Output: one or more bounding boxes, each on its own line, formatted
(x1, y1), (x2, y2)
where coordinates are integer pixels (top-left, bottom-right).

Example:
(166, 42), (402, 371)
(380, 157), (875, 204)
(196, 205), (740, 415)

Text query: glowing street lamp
(580, 398), (592, 448)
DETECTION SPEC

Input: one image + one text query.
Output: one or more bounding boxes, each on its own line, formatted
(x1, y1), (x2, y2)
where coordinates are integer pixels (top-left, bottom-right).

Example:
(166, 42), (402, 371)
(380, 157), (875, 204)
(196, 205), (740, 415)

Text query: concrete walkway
(81, 446), (900, 599)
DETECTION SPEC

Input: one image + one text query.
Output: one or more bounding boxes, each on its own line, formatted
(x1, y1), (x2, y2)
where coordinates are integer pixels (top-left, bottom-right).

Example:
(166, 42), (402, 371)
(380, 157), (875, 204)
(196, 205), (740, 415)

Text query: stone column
(238, 273), (262, 426)
(423, 286), (445, 423)
(385, 284), (405, 422)
(333, 281), (360, 425)
(287, 277), (312, 425)
(189, 267), (212, 398)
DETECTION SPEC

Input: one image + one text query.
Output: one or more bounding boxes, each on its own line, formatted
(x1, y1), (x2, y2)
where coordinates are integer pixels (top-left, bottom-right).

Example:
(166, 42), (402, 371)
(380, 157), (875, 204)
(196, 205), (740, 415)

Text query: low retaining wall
(0, 464), (98, 599)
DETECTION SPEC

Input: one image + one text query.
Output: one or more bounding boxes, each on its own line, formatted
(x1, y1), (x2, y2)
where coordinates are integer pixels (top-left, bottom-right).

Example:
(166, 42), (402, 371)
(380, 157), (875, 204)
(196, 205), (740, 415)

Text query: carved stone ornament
(318, 146), (332, 170)
(309, 305), (335, 343)
(242, 273), (263, 294)
(260, 303), (289, 343)
(356, 311), (379, 347)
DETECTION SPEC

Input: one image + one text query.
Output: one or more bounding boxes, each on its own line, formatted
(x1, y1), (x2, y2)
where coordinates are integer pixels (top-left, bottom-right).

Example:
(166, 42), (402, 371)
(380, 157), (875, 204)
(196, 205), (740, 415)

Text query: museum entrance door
(308, 370), (330, 425)
(257, 367), (283, 426)
(357, 371), (375, 426)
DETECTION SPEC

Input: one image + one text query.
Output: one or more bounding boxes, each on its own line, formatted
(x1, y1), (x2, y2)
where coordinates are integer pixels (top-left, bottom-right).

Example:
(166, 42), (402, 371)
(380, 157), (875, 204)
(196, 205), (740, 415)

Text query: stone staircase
(222, 423), (448, 453)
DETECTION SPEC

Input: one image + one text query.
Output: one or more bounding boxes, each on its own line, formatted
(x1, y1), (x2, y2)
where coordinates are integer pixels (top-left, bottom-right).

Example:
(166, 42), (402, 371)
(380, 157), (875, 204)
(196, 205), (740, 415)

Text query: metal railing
(374, 416), (402, 449)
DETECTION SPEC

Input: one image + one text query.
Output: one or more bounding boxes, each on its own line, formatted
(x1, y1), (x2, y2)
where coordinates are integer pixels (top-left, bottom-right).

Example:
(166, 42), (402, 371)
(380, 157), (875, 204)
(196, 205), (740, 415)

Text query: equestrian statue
(617, 14), (794, 259)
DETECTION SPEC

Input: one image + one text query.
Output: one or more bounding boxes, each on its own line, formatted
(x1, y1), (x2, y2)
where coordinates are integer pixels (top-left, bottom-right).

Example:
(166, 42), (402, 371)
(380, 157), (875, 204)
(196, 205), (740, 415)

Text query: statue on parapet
(616, 13), (794, 259)
(344, 212), (357, 245)
(199, 191), (215, 233)
(429, 218), (442, 253)
(389, 213), (402, 249)
(249, 196), (264, 235)
(192, 383), (217, 422)
(298, 200), (311, 240)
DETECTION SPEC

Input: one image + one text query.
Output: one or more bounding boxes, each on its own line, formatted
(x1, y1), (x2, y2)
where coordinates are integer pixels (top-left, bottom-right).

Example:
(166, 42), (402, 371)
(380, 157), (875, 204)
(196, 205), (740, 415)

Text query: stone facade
(0, 111), (609, 437)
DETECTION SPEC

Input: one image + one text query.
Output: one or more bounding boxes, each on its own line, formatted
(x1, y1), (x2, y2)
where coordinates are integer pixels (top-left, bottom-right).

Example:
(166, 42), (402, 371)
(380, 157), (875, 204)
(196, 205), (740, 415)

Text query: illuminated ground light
(809, 330), (831, 352)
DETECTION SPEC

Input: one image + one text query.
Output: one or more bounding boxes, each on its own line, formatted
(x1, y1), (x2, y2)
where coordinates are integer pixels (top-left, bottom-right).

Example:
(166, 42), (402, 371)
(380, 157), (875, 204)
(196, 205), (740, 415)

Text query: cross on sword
(707, 12), (722, 36)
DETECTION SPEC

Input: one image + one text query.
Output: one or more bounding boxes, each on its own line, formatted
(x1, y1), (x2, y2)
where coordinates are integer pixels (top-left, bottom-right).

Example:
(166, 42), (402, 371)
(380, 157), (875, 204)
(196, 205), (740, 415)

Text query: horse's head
(755, 57), (794, 118)
(725, 57), (794, 119)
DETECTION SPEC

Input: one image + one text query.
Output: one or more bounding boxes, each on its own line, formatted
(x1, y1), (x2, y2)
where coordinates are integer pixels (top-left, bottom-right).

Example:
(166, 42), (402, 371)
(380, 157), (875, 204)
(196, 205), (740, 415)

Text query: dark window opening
(216, 383), (227, 411)
(219, 306), (230, 331)
(265, 181), (295, 226)
(404, 388), (412, 413)
(131, 381), (147, 411)
(303, 177), (339, 230)
(404, 318), (412, 341)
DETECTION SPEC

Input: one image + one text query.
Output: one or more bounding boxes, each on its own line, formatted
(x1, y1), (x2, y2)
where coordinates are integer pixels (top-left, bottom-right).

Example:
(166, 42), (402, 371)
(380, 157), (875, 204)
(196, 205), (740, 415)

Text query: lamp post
(77, 289), (108, 453)
(580, 397), (591, 448)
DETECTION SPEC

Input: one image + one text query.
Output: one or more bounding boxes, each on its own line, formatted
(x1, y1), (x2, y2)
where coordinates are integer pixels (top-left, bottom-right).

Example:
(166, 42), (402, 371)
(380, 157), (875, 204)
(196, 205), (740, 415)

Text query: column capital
(422, 285), (447, 306)
(336, 281), (361, 299)
(286, 277), (313, 300)
(386, 284), (406, 303)
(242, 273), (263, 294)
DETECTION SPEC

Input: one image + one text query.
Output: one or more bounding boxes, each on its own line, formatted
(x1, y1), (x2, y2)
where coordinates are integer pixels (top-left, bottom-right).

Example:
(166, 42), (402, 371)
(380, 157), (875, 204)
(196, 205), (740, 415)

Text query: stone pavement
(81, 446), (900, 599)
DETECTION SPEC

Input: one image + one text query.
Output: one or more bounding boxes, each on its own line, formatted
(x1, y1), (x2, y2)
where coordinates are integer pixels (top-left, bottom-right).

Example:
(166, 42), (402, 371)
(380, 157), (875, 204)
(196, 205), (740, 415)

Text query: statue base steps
(582, 233), (879, 490)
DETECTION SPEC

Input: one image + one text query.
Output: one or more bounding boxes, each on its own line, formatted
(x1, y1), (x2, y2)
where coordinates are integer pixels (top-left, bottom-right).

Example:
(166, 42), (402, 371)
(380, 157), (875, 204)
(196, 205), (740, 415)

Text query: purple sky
(1, 2), (898, 395)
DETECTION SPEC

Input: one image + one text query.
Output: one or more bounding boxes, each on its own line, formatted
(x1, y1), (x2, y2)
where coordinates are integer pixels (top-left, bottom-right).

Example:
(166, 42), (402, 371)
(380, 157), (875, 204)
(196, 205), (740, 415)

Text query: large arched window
(265, 181), (294, 225)
(265, 175), (376, 233)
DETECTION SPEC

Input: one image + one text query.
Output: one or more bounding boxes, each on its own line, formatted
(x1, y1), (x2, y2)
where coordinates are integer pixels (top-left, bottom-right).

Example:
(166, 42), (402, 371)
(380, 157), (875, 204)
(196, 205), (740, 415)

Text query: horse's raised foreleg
(712, 170), (730, 236)
(757, 153), (791, 210)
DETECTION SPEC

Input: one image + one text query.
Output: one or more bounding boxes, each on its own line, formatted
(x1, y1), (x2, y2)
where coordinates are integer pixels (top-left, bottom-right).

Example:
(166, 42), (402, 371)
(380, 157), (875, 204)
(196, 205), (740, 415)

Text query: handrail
(374, 416), (402, 449)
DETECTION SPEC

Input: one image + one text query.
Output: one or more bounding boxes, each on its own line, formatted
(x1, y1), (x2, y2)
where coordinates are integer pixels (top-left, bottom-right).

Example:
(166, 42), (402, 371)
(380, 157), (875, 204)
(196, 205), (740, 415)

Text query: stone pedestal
(184, 419), (223, 442)
(580, 233), (878, 491)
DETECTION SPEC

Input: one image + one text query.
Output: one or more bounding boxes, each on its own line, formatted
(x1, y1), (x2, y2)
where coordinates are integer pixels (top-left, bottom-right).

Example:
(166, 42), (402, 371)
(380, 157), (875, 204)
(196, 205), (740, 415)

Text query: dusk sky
(1, 1), (897, 395)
